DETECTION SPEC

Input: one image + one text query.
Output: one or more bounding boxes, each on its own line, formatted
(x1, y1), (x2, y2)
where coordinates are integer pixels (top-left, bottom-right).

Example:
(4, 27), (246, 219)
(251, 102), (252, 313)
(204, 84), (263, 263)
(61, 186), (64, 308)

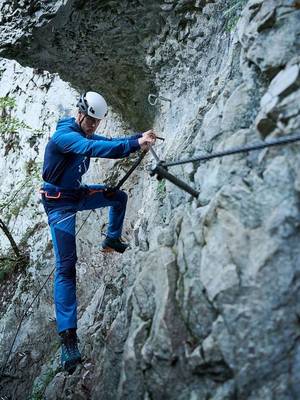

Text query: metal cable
(162, 134), (300, 168)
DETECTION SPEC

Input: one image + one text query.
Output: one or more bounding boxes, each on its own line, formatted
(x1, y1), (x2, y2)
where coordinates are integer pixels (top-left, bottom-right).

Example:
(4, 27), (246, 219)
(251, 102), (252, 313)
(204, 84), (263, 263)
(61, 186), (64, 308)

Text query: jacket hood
(56, 117), (82, 134)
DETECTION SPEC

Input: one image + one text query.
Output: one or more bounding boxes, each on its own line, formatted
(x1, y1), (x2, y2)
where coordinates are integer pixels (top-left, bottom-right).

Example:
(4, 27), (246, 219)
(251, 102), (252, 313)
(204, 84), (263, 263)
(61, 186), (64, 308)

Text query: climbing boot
(101, 237), (129, 254)
(59, 328), (82, 373)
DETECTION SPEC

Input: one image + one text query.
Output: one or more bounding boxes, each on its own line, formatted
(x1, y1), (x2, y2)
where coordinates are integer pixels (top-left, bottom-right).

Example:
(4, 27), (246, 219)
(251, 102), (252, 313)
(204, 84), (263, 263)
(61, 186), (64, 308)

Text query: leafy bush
(0, 253), (29, 282)
(0, 96), (16, 109)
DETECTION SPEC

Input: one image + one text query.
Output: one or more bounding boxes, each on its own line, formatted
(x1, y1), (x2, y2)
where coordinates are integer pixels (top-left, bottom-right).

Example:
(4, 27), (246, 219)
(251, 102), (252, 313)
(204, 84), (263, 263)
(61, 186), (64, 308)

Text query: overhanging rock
(0, 0), (164, 129)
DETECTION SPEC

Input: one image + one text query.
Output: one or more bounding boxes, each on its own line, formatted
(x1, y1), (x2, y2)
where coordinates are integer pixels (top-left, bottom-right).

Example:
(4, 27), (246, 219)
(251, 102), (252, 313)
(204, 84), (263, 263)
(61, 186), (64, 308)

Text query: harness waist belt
(39, 187), (110, 200)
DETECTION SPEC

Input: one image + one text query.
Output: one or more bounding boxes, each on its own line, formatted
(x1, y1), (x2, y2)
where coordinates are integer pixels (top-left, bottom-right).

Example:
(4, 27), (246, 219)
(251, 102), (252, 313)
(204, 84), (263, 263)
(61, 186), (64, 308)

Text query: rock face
(0, 0), (162, 129)
(1, 0), (300, 399)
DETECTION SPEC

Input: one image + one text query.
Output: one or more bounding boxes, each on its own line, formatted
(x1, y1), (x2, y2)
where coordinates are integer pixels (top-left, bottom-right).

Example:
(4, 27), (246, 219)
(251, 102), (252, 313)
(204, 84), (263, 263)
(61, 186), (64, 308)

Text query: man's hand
(138, 129), (157, 151)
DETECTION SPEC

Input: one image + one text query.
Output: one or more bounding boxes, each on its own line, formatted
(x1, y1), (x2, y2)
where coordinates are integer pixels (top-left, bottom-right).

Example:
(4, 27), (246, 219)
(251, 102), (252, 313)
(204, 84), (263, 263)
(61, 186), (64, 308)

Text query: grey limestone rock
(256, 61), (300, 136)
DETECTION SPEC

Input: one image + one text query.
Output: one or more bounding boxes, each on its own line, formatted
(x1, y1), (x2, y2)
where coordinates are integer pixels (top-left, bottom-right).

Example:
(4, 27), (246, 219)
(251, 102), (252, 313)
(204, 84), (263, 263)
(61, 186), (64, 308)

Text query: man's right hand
(138, 129), (157, 151)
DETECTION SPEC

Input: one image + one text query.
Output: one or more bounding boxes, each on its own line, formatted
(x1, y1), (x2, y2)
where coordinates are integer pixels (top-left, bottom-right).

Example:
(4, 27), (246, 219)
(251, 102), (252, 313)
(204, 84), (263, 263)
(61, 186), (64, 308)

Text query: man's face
(78, 112), (101, 136)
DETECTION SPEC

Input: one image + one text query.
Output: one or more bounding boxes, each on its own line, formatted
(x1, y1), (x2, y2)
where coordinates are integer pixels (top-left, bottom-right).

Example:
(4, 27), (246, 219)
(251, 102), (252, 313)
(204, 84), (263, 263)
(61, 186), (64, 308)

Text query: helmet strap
(79, 113), (86, 130)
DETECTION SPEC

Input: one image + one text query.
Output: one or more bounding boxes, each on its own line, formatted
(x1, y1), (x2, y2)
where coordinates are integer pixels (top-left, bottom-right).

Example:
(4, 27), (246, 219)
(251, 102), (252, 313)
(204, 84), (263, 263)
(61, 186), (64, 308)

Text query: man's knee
(119, 190), (128, 203)
(56, 257), (77, 279)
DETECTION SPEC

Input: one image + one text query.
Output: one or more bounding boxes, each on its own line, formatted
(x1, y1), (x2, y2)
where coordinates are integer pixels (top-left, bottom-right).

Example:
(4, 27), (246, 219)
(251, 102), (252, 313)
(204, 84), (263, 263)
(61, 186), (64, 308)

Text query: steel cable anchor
(149, 146), (199, 198)
(148, 94), (172, 106)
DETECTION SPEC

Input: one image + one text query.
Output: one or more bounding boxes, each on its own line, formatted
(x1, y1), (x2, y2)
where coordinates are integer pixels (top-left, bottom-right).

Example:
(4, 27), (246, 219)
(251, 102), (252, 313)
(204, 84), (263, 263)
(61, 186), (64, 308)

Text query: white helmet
(77, 91), (108, 119)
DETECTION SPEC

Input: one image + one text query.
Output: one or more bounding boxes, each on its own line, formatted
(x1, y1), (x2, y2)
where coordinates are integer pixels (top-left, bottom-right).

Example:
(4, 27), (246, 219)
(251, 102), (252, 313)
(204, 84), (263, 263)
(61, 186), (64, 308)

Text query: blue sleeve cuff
(129, 138), (141, 152)
(130, 132), (143, 140)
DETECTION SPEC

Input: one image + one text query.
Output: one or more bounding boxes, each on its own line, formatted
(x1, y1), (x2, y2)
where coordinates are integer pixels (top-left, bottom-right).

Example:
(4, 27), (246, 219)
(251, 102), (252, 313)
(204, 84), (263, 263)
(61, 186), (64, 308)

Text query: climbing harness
(39, 189), (62, 199)
(148, 134), (300, 198)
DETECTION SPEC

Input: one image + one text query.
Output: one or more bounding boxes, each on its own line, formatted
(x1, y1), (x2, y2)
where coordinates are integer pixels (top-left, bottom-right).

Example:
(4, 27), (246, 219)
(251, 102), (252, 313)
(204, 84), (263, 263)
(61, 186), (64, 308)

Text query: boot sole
(100, 247), (115, 253)
(100, 246), (126, 254)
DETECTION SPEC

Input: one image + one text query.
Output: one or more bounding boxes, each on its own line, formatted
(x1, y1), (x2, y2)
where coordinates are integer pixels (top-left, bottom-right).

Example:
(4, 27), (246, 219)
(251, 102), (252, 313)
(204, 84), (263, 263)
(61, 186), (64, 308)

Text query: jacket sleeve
(92, 132), (143, 141)
(90, 134), (112, 141)
(53, 130), (140, 158)
(128, 133), (143, 140)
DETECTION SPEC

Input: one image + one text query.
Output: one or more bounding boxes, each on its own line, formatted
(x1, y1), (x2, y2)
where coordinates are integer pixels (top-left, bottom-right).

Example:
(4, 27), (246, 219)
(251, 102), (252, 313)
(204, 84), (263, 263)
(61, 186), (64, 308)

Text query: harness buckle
(39, 189), (61, 199)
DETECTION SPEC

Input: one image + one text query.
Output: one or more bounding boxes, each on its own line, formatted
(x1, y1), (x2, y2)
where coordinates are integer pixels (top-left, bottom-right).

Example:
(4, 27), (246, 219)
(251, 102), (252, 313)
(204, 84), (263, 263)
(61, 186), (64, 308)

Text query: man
(41, 91), (156, 373)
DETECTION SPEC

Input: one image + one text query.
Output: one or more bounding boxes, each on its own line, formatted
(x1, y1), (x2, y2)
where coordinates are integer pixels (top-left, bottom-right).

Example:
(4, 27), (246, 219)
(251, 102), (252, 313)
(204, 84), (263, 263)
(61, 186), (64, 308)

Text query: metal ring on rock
(103, 273), (112, 284)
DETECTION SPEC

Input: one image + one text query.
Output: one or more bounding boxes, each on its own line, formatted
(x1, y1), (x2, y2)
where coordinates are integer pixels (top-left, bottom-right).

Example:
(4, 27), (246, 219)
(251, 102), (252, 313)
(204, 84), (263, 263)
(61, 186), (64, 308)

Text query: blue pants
(42, 185), (127, 333)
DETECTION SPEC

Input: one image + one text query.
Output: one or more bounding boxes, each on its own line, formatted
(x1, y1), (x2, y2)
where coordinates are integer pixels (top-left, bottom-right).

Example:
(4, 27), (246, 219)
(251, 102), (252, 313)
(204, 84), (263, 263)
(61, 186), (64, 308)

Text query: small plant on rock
(224, 0), (248, 32)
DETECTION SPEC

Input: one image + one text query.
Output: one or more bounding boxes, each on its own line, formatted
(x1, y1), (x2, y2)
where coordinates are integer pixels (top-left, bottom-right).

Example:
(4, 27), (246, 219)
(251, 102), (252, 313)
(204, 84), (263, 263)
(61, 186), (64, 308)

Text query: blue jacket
(42, 117), (141, 190)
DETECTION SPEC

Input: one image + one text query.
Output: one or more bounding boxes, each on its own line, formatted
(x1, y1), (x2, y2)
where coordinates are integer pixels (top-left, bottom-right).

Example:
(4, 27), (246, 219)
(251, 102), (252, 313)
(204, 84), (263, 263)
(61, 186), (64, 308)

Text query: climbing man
(40, 91), (156, 373)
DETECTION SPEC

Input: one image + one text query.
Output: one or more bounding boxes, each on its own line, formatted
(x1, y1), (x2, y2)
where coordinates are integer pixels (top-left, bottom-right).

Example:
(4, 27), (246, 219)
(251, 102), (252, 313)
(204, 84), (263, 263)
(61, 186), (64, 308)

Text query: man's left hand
(139, 129), (157, 151)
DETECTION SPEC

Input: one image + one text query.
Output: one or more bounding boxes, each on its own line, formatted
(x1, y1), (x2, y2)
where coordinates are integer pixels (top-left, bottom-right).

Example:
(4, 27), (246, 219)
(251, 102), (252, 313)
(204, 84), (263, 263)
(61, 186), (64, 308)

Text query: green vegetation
(0, 96), (16, 109)
(0, 97), (45, 284)
(0, 96), (27, 155)
(225, 0), (248, 32)
(25, 159), (42, 180)
(157, 179), (166, 201)
(30, 365), (61, 400)
(0, 212), (31, 283)
(19, 222), (46, 248)
(0, 178), (31, 213)
(0, 116), (30, 134)
(0, 174), (45, 284)
(0, 223), (46, 284)
(0, 252), (29, 282)
(8, 191), (31, 220)
(0, 186), (43, 284)
(27, 129), (44, 148)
